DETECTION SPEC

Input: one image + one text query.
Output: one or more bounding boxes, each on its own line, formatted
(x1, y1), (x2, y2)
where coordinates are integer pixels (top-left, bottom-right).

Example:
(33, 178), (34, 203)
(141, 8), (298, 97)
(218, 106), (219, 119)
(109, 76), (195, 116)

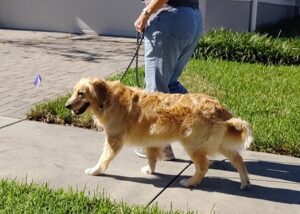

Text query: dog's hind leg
(141, 147), (162, 174)
(180, 149), (209, 187)
(221, 149), (250, 190)
(85, 137), (123, 176)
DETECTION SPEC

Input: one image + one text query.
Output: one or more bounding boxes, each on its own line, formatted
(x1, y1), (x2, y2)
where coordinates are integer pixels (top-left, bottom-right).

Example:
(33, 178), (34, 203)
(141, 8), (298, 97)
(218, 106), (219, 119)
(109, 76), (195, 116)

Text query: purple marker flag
(33, 73), (42, 87)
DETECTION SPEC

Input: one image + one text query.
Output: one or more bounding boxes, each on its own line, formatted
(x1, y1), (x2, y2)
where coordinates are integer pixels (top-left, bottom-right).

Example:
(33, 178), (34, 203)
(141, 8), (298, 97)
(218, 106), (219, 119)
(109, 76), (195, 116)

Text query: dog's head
(65, 78), (109, 115)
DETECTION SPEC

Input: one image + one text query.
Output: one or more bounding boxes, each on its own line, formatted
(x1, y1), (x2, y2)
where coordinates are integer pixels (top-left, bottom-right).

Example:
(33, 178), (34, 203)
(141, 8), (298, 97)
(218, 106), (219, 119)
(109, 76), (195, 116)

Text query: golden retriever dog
(65, 78), (253, 189)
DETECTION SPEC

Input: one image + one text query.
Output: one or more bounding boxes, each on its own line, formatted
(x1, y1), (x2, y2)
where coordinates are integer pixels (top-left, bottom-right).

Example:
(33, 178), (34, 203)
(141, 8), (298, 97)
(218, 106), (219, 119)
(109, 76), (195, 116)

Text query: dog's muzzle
(65, 102), (90, 115)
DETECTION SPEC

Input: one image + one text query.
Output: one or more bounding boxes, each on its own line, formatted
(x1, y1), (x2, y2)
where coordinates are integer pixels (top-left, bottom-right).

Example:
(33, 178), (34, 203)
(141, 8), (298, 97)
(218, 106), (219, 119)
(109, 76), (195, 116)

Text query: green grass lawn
(184, 59), (300, 157)
(27, 59), (300, 157)
(27, 94), (95, 129)
(0, 179), (187, 214)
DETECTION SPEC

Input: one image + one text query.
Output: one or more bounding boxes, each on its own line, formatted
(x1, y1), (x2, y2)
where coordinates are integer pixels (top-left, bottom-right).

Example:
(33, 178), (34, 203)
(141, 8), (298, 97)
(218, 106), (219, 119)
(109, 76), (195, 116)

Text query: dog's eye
(78, 91), (84, 96)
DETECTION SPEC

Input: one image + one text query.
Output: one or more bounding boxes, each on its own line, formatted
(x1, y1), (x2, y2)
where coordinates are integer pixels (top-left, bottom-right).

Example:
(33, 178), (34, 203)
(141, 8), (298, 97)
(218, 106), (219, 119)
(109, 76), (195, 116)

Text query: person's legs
(143, 10), (185, 160)
(144, 11), (181, 93)
(168, 81), (188, 94)
(168, 7), (203, 94)
(145, 7), (202, 92)
(137, 7), (203, 160)
(166, 8), (202, 159)
(137, 14), (177, 160)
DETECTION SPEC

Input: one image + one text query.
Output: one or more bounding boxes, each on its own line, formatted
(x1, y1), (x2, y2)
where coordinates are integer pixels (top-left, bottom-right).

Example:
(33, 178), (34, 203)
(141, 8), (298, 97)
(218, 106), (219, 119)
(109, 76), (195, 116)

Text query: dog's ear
(91, 79), (109, 110)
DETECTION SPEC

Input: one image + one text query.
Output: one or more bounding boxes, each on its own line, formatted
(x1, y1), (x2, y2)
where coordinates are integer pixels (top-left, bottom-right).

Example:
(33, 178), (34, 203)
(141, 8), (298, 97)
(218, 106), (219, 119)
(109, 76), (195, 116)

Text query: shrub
(194, 29), (300, 65)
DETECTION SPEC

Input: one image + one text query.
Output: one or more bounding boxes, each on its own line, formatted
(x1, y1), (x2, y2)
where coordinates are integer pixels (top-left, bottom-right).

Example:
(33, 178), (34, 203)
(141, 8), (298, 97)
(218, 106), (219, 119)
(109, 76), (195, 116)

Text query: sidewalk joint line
(0, 119), (26, 130)
(147, 161), (192, 207)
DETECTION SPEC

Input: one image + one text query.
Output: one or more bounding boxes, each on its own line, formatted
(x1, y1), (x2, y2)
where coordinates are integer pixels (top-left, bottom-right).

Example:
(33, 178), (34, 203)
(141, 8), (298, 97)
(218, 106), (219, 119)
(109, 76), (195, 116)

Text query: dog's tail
(221, 118), (253, 151)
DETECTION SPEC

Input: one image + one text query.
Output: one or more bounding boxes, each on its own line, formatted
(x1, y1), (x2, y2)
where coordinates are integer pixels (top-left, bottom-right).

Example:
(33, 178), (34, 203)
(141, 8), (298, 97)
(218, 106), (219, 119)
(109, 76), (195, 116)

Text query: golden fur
(65, 78), (253, 189)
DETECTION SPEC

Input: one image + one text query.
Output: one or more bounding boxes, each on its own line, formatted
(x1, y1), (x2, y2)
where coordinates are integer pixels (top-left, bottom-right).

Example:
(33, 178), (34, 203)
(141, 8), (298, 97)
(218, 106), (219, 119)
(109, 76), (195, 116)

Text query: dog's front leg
(85, 137), (123, 176)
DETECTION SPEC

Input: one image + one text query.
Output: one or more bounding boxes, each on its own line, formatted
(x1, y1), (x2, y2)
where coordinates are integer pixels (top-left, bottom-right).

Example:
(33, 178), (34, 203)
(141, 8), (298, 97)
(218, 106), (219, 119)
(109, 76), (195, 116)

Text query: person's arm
(134, 0), (168, 32)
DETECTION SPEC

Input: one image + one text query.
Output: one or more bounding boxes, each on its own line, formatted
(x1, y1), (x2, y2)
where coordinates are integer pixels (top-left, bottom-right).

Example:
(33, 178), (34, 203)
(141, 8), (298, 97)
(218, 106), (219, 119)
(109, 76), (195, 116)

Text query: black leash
(120, 32), (144, 87)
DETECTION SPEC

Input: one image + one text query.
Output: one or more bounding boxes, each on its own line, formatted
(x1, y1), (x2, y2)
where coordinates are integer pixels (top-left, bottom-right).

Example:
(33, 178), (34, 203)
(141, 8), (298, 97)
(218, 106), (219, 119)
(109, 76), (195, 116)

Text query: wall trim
(258, 0), (296, 6)
(250, 0), (297, 31)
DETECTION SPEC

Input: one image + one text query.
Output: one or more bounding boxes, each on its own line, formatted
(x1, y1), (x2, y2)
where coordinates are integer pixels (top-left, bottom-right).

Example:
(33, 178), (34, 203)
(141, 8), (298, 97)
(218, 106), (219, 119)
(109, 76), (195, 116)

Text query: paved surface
(0, 119), (299, 213)
(0, 29), (143, 118)
(0, 29), (299, 213)
(155, 152), (300, 213)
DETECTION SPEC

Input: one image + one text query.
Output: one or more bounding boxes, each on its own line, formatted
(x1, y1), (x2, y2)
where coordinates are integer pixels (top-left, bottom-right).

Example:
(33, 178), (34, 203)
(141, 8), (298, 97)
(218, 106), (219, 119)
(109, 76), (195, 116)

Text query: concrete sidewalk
(0, 117), (299, 213)
(0, 30), (299, 213)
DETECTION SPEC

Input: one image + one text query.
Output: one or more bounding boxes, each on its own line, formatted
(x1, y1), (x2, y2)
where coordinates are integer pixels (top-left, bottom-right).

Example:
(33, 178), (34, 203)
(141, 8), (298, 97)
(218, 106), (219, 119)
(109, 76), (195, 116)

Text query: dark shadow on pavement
(0, 37), (135, 63)
(211, 159), (300, 183)
(192, 177), (300, 205)
(102, 158), (300, 205)
(102, 172), (300, 204)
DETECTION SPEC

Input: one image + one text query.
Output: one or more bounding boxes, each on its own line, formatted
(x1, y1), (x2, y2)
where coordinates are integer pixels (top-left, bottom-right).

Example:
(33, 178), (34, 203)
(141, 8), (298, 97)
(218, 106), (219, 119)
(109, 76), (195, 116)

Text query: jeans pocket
(145, 16), (160, 36)
(170, 9), (196, 40)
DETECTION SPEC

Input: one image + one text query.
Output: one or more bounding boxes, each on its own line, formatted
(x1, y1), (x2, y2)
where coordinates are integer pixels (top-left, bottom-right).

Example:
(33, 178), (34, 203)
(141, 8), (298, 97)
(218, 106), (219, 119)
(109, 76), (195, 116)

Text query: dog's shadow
(102, 159), (300, 205)
(212, 159), (300, 182)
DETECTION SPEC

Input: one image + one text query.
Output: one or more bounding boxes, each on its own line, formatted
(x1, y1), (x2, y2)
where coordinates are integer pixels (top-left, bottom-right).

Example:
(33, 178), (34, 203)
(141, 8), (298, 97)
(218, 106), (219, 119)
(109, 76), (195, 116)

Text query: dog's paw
(85, 167), (102, 176)
(240, 181), (251, 190)
(141, 165), (153, 174)
(179, 179), (196, 188)
(179, 179), (190, 187)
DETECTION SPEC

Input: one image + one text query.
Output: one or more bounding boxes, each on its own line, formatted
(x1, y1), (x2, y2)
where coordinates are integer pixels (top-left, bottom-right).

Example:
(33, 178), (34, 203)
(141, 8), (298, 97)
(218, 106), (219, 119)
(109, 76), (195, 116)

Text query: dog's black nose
(65, 103), (71, 109)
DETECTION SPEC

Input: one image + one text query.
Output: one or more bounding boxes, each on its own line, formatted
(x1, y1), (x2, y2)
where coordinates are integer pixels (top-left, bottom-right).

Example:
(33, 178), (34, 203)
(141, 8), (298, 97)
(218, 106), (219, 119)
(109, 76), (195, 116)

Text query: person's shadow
(102, 158), (300, 205)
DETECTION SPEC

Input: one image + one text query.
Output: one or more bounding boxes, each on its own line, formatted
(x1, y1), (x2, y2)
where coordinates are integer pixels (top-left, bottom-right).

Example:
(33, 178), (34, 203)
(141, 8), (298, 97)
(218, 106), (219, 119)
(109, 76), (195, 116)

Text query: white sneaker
(134, 148), (147, 158)
(134, 145), (175, 161)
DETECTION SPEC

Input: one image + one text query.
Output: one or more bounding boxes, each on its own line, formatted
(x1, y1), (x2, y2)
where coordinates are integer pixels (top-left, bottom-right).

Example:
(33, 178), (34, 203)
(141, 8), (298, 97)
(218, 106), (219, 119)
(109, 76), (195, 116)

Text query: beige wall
(0, 0), (143, 37)
(205, 0), (252, 32)
(256, 2), (297, 27)
(203, 0), (299, 32)
(0, 0), (299, 36)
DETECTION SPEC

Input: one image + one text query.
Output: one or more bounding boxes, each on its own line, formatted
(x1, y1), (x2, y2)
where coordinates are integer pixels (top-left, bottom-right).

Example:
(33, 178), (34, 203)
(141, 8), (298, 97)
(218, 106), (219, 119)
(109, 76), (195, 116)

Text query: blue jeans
(144, 6), (203, 94)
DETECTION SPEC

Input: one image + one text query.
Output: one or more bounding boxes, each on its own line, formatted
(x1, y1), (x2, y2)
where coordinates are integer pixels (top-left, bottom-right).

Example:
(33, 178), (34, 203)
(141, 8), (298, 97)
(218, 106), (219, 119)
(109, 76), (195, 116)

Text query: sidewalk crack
(0, 119), (25, 130)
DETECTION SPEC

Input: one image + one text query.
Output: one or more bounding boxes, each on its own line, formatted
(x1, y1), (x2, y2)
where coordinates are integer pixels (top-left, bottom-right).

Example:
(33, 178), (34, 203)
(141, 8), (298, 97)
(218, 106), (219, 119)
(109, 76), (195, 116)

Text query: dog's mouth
(72, 102), (90, 115)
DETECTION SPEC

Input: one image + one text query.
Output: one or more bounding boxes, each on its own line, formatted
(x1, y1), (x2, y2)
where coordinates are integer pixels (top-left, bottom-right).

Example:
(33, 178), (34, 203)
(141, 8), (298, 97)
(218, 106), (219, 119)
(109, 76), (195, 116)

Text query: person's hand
(134, 13), (148, 33)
